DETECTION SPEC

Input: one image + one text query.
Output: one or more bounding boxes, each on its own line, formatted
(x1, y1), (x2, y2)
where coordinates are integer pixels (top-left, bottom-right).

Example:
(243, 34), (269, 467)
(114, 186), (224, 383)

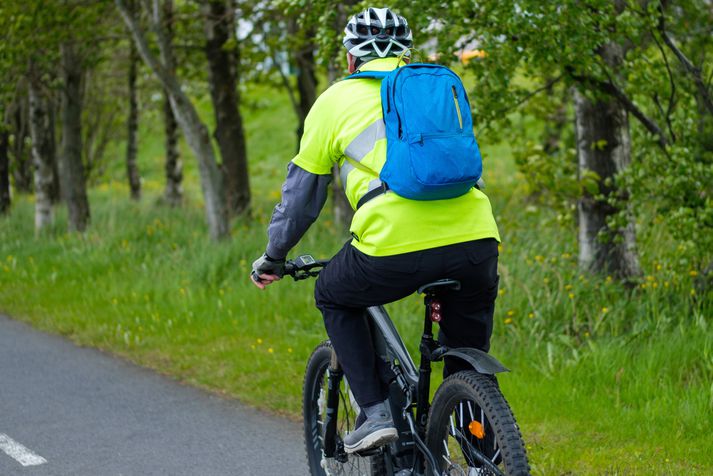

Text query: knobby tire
(425, 371), (530, 476)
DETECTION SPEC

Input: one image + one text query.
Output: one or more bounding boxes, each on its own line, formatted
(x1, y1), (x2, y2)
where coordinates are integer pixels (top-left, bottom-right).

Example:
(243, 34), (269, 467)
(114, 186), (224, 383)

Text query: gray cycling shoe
(343, 405), (398, 454)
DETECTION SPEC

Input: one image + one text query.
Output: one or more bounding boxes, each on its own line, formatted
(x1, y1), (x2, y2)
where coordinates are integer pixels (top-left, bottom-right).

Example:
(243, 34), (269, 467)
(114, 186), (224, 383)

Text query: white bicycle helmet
(343, 7), (412, 62)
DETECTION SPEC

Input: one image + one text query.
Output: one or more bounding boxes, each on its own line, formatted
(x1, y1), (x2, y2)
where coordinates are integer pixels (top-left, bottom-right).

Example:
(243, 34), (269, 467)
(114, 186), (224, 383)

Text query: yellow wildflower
(689, 270), (699, 278)
(528, 312), (534, 319)
(257, 338), (263, 344)
(504, 318), (513, 325)
(568, 293), (575, 299)
(565, 284), (573, 291)
(268, 348), (274, 354)
(601, 307), (609, 314)
(507, 310), (515, 317)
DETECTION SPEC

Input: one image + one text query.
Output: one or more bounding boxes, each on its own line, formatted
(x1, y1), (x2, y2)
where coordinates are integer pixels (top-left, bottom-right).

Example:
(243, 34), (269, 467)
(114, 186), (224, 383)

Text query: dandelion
(601, 307), (609, 314)
(568, 292), (575, 299)
(287, 348), (293, 353)
(656, 264), (662, 271)
(507, 310), (515, 317)
(605, 275), (613, 283)
(498, 288), (506, 296)
(528, 312), (534, 319)
(689, 270), (699, 278)
(268, 348), (274, 354)
(565, 284), (573, 291)
(646, 275), (655, 282)
(257, 338), (263, 344)
(504, 318), (513, 325)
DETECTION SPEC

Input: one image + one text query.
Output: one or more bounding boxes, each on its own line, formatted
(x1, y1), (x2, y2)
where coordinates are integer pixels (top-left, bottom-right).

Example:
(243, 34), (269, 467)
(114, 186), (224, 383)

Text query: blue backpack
(347, 63), (482, 203)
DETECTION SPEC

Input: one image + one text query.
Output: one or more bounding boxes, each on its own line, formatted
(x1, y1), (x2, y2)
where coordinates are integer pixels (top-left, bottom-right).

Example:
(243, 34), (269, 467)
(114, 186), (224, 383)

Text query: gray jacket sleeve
(266, 162), (333, 260)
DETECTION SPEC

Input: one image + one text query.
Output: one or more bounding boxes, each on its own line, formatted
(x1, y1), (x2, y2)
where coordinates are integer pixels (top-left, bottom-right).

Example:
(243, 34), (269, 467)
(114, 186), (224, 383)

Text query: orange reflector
(468, 421), (485, 439)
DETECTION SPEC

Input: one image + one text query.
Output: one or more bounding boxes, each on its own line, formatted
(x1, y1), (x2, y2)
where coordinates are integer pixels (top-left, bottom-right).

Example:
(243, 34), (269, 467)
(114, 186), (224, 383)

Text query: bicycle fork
(323, 351), (344, 462)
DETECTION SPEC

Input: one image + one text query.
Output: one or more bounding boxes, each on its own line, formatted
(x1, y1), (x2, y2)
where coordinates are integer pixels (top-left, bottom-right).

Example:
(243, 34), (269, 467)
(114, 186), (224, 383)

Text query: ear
(347, 53), (357, 73)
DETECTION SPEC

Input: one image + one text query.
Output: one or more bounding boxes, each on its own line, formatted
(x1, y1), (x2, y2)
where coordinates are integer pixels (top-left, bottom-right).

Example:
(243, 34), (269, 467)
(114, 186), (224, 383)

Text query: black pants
(314, 238), (499, 407)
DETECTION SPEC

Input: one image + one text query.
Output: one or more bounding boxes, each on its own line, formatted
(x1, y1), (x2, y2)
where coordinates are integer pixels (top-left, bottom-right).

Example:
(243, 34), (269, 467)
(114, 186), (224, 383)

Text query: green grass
(1, 84), (711, 474)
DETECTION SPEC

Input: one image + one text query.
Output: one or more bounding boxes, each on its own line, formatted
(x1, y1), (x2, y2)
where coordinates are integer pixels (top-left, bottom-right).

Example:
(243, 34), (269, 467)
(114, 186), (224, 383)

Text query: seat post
(415, 292), (437, 437)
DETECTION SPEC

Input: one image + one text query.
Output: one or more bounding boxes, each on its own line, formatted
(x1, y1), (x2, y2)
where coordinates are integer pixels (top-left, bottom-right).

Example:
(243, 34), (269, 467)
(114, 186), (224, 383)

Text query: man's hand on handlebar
(250, 254), (329, 288)
(251, 253), (285, 290)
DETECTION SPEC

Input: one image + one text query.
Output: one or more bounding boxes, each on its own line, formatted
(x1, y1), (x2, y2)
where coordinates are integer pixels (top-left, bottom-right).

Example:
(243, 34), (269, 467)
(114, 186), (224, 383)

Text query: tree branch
(494, 75), (564, 116)
(115, 0), (177, 95)
(651, 32), (677, 142)
(658, 2), (713, 116)
(569, 67), (669, 149)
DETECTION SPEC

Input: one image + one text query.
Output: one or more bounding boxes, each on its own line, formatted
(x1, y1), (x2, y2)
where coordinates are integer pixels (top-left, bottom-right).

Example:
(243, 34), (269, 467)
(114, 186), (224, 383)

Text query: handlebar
(284, 255), (330, 281)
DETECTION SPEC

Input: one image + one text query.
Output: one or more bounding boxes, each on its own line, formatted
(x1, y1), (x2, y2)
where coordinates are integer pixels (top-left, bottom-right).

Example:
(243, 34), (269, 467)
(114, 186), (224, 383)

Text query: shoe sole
(344, 427), (399, 454)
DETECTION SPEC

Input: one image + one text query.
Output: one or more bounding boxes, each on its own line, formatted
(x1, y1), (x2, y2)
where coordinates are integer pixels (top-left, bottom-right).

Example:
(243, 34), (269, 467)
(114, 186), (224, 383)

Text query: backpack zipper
(452, 86), (463, 130)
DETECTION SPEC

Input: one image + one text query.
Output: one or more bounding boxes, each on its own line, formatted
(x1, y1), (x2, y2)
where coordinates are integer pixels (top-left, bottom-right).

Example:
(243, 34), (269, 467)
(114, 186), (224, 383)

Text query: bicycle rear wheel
(425, 371), (530, 476)
(303, 341), (388, 476)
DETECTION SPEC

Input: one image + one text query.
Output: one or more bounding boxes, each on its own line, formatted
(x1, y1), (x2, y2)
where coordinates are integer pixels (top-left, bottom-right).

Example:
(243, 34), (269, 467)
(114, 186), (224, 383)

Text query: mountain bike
(285, 255), (530, 476)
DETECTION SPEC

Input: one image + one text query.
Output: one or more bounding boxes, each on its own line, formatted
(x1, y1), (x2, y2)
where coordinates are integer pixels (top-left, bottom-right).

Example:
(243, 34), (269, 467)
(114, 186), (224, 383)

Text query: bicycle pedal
(354, 446), (385, 457)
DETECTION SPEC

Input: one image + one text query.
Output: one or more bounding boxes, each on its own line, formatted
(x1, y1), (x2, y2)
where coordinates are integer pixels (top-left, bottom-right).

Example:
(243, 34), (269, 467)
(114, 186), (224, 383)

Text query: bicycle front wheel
(426, 371), (530, 476)
(303, 340), (387, 476)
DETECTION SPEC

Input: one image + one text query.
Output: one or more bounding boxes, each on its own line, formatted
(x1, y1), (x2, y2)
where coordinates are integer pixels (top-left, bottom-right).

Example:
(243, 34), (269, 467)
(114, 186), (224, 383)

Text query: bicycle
(285, 255), (530, 476)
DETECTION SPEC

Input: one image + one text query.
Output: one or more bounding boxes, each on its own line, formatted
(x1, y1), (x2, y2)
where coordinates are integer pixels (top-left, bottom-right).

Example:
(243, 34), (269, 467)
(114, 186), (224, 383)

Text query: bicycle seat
(417, 279), (461, 295)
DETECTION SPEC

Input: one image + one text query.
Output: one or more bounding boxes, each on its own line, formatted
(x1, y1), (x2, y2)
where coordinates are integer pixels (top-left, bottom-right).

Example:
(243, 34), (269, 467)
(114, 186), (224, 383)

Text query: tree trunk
(0, 127), (9, 215)
(28, 68), (56, 231)
(47, 94), (60, 204)
(117, 0), (229, 240)
(202, 0), (250, 216)
(126, 34), (141, 200)
(59, 42), (91, 232)
(9, 90), (33, 194)
(326, 4), (355, 229)
(163, 90), (182, 206)
(289, 19), (317, 144)
(161, 0), (182, 207)
(574, 43), (641, 280)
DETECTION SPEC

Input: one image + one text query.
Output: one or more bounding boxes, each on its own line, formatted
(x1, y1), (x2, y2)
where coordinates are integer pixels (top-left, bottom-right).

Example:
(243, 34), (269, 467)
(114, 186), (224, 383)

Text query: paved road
(0, 315), (306, 475)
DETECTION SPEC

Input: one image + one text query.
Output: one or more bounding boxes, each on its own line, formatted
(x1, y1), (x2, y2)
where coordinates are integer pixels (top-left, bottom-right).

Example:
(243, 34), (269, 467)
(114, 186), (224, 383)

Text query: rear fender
(441, 347), (509, 375)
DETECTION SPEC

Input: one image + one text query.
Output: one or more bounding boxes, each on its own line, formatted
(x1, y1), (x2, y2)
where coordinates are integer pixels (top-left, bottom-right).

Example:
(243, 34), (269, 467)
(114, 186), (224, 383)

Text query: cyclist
(251, 6), (500, 455)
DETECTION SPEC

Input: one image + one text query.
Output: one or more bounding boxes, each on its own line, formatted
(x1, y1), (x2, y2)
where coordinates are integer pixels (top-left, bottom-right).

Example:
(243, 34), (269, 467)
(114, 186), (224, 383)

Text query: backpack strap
(344, 70), (389, 81)
(356, 182), (389, 210)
